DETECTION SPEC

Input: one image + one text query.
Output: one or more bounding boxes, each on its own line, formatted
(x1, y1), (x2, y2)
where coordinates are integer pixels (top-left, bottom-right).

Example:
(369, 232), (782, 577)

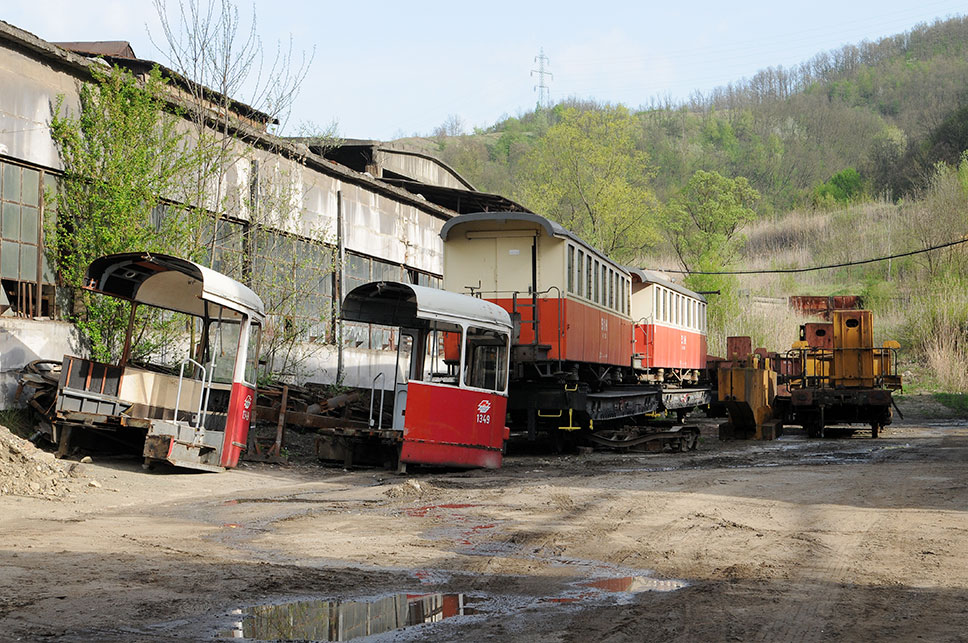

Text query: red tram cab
(341, 281), (512, 469)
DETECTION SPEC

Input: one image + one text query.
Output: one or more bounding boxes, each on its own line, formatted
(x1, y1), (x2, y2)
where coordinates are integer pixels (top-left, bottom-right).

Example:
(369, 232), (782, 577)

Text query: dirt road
(1, 415), (967, 642)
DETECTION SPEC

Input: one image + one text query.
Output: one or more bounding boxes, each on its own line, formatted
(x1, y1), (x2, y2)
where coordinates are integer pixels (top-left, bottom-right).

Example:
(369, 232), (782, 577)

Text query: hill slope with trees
(419, 15), (968, 394)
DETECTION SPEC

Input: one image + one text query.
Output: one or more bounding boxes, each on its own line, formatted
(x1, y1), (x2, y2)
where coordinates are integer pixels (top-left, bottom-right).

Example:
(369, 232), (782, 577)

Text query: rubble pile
(0, 424), (79, 498)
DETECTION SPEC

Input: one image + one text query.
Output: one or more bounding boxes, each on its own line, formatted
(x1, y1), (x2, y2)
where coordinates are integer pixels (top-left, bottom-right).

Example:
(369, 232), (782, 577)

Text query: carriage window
(586, 254), (592, 300)
(567, 246), (574, 294)
(422, 321), (462, 385)
(607, 270), (612, 309)
(575, 250), (585, 296)
(598, 264), (608, 306)
(396, 333), (413, 385)
(464, 327), (509, 392)
(591, 261), (601, 304)
(610, 271), (616, 310)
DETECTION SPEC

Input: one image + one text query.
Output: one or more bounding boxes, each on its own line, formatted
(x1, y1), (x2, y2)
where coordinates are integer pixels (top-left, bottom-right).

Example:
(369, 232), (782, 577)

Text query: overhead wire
(659, 236), (968, 275)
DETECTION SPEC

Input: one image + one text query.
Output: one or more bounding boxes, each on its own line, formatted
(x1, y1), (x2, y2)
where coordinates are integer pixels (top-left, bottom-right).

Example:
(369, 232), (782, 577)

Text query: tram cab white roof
(342, 281), (512, 331)
(85, 252), (266, 322)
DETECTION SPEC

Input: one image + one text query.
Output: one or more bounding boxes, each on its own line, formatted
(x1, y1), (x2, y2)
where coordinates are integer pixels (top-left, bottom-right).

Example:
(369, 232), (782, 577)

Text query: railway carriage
(628, 268), (708, 383)
(441, 212), (633, 375)
(440, 212), (710, 449)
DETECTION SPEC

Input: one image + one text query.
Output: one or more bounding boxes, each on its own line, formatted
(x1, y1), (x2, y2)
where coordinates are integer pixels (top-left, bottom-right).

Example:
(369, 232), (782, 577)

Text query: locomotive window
(464, 327), (509, 392)
(567, 245), (575, 293)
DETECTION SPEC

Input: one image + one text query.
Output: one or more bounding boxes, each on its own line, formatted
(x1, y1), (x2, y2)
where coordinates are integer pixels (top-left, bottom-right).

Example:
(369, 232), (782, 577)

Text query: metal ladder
(512, 289), (540, 345)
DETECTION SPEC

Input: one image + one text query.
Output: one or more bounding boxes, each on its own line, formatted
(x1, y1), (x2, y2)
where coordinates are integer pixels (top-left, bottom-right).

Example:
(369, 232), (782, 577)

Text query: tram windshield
(422, 321), (462, 385)
(463, 327), (509, 392)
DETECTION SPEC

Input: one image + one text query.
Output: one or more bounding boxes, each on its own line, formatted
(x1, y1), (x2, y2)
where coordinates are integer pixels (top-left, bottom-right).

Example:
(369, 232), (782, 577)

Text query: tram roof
(85, 253), (266, 321)
(626, 268), (706, 303)
(342, 281), (512, 330)
(440, 211), (627, 273)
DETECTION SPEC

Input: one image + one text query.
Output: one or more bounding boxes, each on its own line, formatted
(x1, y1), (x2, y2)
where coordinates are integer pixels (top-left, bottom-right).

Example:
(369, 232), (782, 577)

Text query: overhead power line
(660, 236), (968, 275)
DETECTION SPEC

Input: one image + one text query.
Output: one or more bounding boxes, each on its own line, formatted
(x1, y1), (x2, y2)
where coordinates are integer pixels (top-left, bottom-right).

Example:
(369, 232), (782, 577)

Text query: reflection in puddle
(221, 593), (476, 641)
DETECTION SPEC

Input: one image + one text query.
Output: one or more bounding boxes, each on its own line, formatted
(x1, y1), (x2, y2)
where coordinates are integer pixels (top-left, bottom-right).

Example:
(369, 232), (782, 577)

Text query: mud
(1, 415), (967, 641)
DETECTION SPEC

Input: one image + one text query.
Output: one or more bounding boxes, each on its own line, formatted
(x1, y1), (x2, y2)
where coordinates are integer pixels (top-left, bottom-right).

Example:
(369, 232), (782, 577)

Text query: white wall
(0, 318), (80, 408)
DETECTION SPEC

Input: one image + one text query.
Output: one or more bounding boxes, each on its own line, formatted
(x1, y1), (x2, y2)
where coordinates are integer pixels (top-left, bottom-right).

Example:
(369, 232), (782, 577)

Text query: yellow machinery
(789, 310), (901, 437)
(717, 337), (782, 440)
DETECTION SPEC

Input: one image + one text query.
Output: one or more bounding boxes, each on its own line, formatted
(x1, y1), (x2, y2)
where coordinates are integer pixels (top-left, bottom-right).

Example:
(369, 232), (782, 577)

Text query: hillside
(415, 15), (968, 393)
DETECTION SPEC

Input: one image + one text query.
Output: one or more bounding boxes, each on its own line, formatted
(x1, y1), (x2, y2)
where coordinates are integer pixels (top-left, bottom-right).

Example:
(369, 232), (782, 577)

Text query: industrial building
(0, 19), (526, 406)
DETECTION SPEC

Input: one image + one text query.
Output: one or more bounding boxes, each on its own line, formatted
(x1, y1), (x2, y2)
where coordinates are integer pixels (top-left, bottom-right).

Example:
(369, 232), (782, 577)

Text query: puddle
(220, 592), (478, 641)
(216, 571), (687, 640)
(580, 575), (687, 592)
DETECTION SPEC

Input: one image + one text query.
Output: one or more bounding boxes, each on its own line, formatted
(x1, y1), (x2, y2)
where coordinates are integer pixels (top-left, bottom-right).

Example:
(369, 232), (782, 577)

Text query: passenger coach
(628, 269), (707, 383)
(440, 212), (633, 376)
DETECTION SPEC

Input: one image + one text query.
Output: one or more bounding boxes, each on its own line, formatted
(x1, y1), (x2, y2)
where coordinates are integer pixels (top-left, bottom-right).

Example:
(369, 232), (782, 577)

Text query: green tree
(813, 167), (864, 207)
(48, 64), (201, 362)
(515, 105), (660, 262)
(662, 170), (760, 327)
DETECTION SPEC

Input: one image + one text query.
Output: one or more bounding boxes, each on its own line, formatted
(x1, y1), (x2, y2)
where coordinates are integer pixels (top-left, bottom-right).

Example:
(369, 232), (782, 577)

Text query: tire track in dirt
(751, 507), (880, 643)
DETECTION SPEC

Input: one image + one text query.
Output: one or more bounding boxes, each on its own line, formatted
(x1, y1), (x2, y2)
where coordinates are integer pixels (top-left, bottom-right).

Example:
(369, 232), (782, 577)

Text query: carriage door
(392, 330), (417, 432)
(494, 235), (537, 343)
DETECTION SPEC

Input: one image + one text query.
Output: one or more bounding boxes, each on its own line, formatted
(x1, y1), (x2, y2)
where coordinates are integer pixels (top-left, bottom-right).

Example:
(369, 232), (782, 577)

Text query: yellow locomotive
(787, 310), (901, 437)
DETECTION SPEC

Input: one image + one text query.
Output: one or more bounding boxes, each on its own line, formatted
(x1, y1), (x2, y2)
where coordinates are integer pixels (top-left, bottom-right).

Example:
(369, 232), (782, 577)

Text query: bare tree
(149, 0), (315, 268)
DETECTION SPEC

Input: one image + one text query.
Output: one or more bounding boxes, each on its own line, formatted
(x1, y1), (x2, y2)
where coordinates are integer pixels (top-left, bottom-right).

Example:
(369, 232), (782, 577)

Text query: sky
(4, 1), (967, 140)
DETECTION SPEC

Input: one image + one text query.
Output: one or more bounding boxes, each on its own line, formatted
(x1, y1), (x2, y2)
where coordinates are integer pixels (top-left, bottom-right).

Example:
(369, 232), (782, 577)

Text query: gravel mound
(0, 423), (79, 498)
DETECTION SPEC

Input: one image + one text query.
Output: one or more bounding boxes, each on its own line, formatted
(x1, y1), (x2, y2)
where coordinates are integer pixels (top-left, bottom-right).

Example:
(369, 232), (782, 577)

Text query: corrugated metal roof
(379, 179), (530, 215)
